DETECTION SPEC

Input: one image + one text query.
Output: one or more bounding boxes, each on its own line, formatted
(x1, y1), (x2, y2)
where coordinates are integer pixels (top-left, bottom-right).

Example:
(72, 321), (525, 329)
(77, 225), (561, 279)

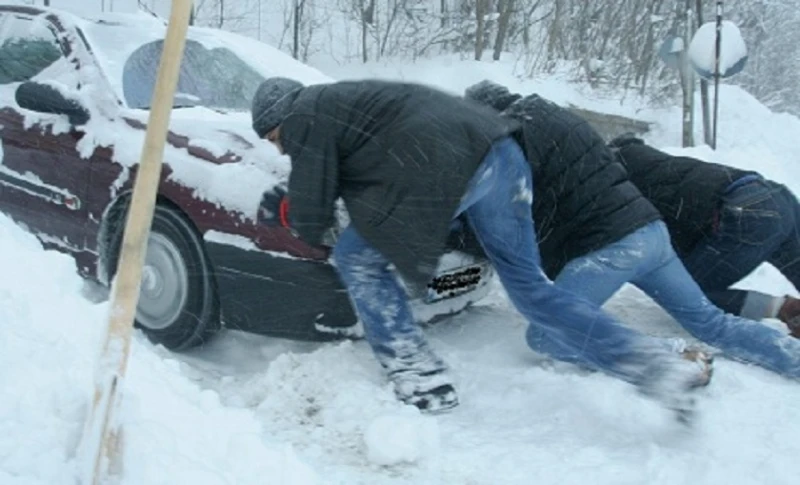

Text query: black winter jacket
(501, 95), (662, 279)
(279, 80), (519, 291)
(609, 135), (756, 257)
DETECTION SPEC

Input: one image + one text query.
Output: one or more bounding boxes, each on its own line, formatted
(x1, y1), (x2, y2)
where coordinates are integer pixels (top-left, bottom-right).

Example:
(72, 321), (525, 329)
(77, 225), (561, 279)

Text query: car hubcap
(136, 233), (189, 330)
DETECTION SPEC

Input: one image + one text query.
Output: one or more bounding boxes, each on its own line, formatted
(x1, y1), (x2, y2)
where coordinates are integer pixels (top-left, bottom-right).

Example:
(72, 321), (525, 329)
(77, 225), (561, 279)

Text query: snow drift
(0, 212), (319, 484)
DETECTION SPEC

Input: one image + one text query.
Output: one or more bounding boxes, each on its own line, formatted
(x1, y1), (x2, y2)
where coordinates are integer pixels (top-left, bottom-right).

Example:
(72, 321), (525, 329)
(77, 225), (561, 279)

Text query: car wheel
(105, 203), (221, 351)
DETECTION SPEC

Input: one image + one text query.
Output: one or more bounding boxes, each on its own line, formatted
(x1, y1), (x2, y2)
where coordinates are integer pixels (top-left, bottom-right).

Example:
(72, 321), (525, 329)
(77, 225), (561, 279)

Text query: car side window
(0, 15), (63, 85)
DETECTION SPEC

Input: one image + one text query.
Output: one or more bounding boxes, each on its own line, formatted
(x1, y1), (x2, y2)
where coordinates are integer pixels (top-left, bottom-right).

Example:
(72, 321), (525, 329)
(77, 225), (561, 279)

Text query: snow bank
(643, 83), (800, 195)
(0, 212), (319, 484)
(315, 53), (655, 120)
(0, 215), (103, 485)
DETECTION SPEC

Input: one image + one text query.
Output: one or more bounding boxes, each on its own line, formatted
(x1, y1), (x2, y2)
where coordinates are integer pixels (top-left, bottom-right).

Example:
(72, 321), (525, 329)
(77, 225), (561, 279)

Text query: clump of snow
(203, 229), (305, 260)
(514, 176), (534, 204)
(689, 20), (748, 79)
(364, 410), (440, 466)
(0, 212), (320, 484)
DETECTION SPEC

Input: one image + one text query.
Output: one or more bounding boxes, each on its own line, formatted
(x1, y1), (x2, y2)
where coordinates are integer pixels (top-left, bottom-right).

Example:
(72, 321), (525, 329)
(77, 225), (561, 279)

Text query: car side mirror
(14, 81), (90, 126)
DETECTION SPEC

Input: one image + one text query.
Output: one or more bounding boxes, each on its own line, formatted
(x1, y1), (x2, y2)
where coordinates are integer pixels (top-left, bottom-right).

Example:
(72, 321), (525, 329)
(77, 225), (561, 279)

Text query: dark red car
(0, 5), (493, 351)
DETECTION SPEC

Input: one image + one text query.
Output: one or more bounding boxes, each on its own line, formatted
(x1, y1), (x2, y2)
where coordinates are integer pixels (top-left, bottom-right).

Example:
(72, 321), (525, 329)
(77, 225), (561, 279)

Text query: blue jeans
(333, 226), (449, 388)
(334, 136), (675, 388)
(681, 178), (800, 317)
(550, 219), (800, 379)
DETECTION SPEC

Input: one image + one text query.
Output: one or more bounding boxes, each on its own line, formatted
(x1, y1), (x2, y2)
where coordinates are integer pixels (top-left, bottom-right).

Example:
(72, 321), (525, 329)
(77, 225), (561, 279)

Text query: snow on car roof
(75, 11), (332, 109)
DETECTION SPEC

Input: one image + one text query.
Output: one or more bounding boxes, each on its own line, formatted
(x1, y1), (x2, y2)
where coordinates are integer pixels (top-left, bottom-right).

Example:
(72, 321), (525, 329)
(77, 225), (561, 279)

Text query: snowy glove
(608, 132), (644, 149)
(258, 185), (291, 228)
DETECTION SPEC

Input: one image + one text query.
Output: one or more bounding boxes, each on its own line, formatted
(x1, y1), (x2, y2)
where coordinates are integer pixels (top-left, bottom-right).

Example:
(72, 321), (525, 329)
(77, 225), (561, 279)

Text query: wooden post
(77, 1), (193, 483)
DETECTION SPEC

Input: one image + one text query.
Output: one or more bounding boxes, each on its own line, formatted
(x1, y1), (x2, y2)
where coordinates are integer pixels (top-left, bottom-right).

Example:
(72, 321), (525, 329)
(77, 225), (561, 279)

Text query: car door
(0, 11), (92, 259)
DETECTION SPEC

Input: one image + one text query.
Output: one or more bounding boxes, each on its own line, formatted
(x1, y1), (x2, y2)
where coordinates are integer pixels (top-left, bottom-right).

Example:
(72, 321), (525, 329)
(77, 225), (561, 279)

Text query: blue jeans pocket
(719, 203), (781, 246)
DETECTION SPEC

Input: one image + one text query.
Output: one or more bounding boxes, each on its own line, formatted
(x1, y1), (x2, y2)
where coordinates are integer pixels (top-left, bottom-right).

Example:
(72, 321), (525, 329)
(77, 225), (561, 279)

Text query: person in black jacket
(609, 134), (800, 336)
(465, 80), (800, 383)
(250, 77), (711, 419)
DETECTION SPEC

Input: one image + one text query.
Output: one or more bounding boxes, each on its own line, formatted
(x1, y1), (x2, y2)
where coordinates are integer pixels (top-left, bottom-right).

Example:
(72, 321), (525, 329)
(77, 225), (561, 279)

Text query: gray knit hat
(464, 80), (521, 112)
(251, 77), (304, 138)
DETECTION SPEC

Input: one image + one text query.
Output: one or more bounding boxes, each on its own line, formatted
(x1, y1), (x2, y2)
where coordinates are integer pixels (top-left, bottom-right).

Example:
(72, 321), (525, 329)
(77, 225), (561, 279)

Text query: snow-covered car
(0, 4), (493, 350)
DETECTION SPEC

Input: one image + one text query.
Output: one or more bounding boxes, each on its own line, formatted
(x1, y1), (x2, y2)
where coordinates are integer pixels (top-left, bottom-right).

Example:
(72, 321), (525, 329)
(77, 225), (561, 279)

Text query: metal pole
(712, 0), (723, 149)
(293, 0), (300, 59)
(696, 0), (712, 145)
(682, 0), (695, 147)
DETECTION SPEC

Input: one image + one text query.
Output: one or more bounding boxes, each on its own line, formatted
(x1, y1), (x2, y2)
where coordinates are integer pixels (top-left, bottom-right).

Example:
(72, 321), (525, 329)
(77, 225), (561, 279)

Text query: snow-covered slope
(2, 53), (800, 485)
(0, 211), (320, 484)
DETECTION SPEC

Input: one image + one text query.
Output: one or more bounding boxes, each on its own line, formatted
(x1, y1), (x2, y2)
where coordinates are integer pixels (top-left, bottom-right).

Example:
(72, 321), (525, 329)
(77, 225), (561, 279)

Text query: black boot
(400, 383), (459, 413)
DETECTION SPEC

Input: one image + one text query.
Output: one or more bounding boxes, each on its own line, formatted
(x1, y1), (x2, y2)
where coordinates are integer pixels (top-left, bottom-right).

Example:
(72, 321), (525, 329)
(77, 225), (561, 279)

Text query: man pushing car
(249, 76), (710, 420)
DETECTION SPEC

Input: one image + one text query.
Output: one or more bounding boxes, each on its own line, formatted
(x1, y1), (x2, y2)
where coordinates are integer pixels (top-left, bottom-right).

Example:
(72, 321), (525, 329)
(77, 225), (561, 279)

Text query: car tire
(105, 203), (221, 351)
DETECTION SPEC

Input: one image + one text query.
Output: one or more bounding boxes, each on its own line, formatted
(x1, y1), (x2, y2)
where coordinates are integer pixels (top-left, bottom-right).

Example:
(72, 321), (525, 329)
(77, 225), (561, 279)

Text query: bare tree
(378, 0), (405, 58)
(492, 0), (514, 60)
(474, 0), (487, 60)
(293, 0), (304, 59)
(361, 0), (375, 63)
(175, 0), (800, 116)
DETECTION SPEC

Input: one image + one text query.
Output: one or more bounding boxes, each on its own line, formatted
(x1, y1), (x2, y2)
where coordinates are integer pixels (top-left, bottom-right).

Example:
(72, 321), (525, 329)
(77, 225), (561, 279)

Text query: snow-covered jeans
(545, 219), (800, 379)
(333, 136), (680, 394)
(332, 226), (451, 397)
(681, 177), (800, 319)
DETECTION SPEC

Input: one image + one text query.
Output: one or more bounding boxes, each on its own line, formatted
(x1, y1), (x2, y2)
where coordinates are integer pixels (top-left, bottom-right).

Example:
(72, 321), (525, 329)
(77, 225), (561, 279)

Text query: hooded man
(609, 134), (800, 336)
(251, 76), (709, 419)
(465, 79), (800, 383)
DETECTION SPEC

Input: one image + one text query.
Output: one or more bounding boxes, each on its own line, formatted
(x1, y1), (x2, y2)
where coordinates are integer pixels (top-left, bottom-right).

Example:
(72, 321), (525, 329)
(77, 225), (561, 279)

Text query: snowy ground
(3, 55), (800, 484)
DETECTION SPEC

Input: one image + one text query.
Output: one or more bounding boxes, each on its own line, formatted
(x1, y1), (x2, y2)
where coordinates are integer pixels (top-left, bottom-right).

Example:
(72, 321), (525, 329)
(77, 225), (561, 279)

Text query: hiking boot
(635, 350), (713, 425)
(400, 384), (459, 413)
(777, 296), (800, 338)
(680, 347), (714, 387)
(391, 369), (459, 413)
(668, 338), (715, 388)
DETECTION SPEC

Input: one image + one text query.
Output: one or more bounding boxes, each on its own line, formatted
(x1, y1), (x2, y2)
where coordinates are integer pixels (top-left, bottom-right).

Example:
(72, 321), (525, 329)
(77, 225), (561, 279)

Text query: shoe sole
(681, 349), (714, 388)
(401, 384), (459, 414)
(419, 399), (459, 415)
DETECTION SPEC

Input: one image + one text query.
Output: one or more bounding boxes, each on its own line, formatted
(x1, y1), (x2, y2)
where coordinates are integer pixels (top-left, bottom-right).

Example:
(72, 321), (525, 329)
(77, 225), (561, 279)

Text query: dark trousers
(682, 178), (800, 315)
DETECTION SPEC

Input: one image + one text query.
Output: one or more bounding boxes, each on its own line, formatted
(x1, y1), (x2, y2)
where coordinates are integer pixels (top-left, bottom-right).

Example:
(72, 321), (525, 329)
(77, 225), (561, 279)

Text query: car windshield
(80, 19), (268, 111)
(120, 38), (266, 110)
